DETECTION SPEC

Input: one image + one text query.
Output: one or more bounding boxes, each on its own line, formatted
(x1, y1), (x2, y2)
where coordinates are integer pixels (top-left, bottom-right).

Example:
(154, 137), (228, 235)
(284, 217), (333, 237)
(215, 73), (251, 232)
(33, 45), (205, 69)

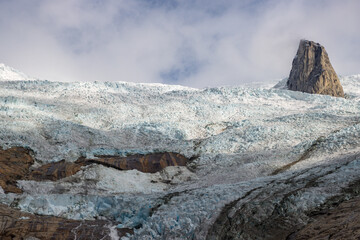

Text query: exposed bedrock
(27, 160), (84, 181)
(77, 152), (188, 173)
(0, 147), (189, 194)
(27, 152), (188, 182)
(0, 147), (86, 193)
(0, 147), (189, 238)
(0, 204), (132, 240)
(287, 40), (344, 97)
(0, 147), (34, 193)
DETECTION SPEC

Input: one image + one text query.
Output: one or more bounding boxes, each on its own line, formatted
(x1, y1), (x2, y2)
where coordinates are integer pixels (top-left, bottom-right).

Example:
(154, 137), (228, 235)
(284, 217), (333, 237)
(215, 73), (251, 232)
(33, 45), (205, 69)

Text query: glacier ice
(0, 63), (360, 238)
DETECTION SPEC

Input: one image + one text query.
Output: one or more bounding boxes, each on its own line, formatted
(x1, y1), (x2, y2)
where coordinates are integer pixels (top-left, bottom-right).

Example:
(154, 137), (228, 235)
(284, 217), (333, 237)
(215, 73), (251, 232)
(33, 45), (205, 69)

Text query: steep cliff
(287, 40), (344, 97)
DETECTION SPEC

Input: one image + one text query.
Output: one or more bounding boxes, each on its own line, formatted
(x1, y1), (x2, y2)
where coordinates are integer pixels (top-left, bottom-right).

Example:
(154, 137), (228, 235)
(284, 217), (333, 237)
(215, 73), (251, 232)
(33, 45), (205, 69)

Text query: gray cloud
(0, 0), (359, 87)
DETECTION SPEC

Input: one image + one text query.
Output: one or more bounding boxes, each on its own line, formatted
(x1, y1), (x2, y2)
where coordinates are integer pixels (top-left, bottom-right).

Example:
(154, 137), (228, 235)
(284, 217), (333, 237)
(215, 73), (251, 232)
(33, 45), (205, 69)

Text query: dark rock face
(0, 147), (34, 193)
(287, 40), (344, 97)
(28, 152), (188, 181)
(0, 147), (188, 194)
(28, 160), (84, 181)
(0, 147), (84, 193)
(1, 147), (188, 195)
(78, 152), (188, 173)
(0, 204), (132, 239)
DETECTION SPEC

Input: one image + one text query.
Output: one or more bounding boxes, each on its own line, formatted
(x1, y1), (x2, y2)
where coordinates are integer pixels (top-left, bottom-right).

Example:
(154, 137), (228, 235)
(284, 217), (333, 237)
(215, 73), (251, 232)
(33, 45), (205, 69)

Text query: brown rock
(0, 147), (34, 193)
(0, 147), (84, 193)
(27, 160), (84, 181)
(287, 40), (344, 97)
(27, 152), (188, 180)
(0, 146), (188, 194)
(78, 152), (188, 173)
(0, 203), (133, 239)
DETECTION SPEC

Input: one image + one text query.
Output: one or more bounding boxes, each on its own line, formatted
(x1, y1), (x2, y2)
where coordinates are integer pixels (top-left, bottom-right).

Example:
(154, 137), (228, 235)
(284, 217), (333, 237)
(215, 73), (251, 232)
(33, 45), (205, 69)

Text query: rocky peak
(287, 40), (344, 97)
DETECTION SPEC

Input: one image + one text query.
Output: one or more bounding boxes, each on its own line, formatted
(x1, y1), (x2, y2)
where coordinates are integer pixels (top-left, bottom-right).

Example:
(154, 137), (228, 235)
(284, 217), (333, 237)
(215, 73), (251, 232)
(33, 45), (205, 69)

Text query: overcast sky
(0, 0), (359, 87)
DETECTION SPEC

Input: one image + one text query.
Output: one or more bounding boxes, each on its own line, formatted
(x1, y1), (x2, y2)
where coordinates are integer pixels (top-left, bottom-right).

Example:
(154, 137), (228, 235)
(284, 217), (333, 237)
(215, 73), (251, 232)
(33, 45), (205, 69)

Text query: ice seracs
(0, 63), (359, 239)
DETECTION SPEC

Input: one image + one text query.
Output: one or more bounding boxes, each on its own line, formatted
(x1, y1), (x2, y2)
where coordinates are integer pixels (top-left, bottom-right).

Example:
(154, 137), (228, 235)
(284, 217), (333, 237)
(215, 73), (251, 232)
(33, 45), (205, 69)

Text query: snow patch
(108, 224), (120, 240)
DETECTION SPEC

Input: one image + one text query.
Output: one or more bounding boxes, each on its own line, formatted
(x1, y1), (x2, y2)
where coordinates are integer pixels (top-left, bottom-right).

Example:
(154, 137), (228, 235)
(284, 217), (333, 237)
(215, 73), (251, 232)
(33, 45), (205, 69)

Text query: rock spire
(287, 40), (344, 97)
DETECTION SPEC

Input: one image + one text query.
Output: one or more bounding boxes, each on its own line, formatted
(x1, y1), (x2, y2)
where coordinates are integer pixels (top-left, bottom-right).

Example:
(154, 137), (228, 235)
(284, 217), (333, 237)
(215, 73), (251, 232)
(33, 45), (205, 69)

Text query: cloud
(0, 0), (359, 87)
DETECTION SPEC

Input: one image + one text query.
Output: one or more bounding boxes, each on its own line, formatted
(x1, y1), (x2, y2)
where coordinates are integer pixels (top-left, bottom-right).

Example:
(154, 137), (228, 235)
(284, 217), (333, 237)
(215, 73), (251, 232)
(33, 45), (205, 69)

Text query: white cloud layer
(0, 0), (359, 87)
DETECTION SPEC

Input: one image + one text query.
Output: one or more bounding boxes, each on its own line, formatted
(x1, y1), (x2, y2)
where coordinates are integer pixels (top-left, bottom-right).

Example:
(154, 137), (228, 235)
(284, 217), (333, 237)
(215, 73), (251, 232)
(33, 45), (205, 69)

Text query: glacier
(0, 63), (360, 239)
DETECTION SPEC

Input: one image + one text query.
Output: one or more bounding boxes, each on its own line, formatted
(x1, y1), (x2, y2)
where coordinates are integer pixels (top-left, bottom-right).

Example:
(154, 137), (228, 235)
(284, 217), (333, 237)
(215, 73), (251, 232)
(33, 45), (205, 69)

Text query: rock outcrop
(0, 147), (189, 194)
(0, 147), (85, 193)
(77, 152), (188, 173)
(0, 204), (132, 239)
(0, 147), (34, 193)
(27, 160), (84, 181)
(28, 152), (189, 181)
(287, 40), (344, 97)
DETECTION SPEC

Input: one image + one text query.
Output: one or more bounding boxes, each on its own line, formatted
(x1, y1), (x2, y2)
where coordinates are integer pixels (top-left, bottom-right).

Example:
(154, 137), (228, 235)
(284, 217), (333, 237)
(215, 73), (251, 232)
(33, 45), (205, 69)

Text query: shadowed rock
(287, 40), (344, 97)
(77, 152), (188, 173)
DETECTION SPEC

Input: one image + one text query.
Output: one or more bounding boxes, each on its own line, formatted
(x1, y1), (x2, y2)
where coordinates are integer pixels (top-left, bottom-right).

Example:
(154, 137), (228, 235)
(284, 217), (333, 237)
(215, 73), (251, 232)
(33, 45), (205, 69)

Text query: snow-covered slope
(0, 63), (36, 81)
(0, 64), (360, 239)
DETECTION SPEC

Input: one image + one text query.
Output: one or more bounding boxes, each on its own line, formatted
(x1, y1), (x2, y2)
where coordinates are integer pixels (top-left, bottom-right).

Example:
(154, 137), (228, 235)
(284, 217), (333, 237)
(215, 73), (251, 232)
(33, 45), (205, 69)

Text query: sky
(0, 0), (359, 88)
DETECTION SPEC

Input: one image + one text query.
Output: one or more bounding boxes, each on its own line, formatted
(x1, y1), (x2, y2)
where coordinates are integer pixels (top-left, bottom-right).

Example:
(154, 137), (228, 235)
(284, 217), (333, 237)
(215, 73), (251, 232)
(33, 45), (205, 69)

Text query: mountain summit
(287, 40), (344, 97)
